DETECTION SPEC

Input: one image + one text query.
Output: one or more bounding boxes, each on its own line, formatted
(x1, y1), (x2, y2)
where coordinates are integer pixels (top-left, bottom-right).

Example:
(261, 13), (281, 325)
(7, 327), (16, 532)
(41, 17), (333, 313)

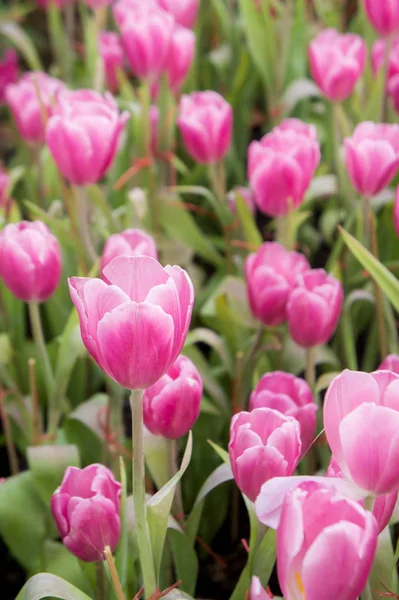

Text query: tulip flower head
(364, 0), (399, 37)
(98, 32), (124, 94)
(100, 229), (158, 281)
(380, 352), (399, 373)
(0, 50), (18, 104)
(157, 0), (199, 28)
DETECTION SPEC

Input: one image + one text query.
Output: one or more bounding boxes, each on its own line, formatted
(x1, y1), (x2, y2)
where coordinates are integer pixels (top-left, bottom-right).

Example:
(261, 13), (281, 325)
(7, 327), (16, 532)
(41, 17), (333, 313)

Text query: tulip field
(2, 0), (399, 598)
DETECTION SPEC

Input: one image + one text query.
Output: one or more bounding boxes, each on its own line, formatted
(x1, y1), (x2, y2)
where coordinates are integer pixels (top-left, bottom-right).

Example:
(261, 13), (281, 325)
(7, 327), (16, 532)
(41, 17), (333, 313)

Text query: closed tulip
(143, 354), (202, 439)
(250, 371), (317, 453)
(344, 122), (399, 196)
(157, 0), (199, 28)
(324, 369), (399, 495)
(99, 32), (124, 94)
(379, 353), (399, 373)
(364, 0), (399, 37)
(177, 91), (233, 163)
(276, 481), (377, 600)
(51, 464), (121, 562)
(248, 119), (320, 217)
(309, 29), (366, 102)
(100, 229), (158, 281)
(287, 269), (343, 348)
(69, 255), (194, 390)
(165, 26), (195, 93)
(228, 408), (301, 502)
(6, 72), (65, 144)
(46, 89), (129, 185)
(0, 50), (18, 104)
(245, 242), (310, 327)
(0, 221), (61, 302)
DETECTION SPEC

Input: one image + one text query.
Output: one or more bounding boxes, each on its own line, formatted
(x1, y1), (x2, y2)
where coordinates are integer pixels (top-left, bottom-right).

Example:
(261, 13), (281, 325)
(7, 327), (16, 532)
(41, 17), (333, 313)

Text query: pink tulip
(226, 186), (255, 215)
(119, 4), (175, 81)
(287, 269), (343, 348)
(177, 91), (233, 164)
(6, 72), (65, 144)
(379, 353), (399, 372)
(113, 0), (158, 26)
(324, 369), (399, 495)
(248, 119), (320, 217)
(46, 89), (129, 185)
(0, 50), (18, 104)
(309, 29), (366, 102)
(165, 26), (195, 93)
(327, 456), (397, 532)
(101, 229), (158, 281)
(372, 38), (399, 79)
(276, 481), (377, 600)
(344, 122), (399, 196)
(250, 371), (317, 453)
(69, 255), (194, 390)
(0, 221), (61, 302)
(228, 408), (301, 502)
(51, 464), (121, 562)
(143, 354), (202, 439)
(0, 168), (11, 209)
(364, 0), (399, 37)
(250, 577), (270, 600)
(157, 0), (199, 28)
(245, 242), (310, 327)
(99, 32), (124, 93)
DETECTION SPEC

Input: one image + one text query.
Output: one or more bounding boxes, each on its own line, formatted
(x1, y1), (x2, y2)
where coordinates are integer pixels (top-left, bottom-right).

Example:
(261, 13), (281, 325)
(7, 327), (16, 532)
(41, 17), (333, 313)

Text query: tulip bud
(250, 371), (317, 453)
(51, 464), (121, 562)
(6, 72), (65, 144)
(287, 269), (343, 348)
(0, 50), (18, 104)
(248, 118), (320, 217)
(99, 32), (124, 94)
(245, 242), (310, 327)
(364, 0), (399, 37)
(0, 221), (62, 302)
(309, 29), (366, 102)
(344, 122), (399, 196)
(46, 89), (129, 185)
(165, 26), (196, 94)
(100, 229), (158, 282)
(177, 91), (233, 164)
(379, 352), (399, 373)
(143, 354), (202, 439)
(228, 408), (301, 502)
(69, 255), (194, 390)
(157, 0), (199, 28)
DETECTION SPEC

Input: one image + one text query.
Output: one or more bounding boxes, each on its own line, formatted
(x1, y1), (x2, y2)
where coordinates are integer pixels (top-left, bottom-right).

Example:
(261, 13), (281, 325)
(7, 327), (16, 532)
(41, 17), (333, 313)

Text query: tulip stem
(142, 83), (160, 235)
(167, 439), (184, 520)
(208, 162), (233, 273)
(305, 347), (316, 393)
(73, 186), (98, 266)
(381, 35), (393, 122)
(95, 561), (105, 600)
(130, 389), (157, 598)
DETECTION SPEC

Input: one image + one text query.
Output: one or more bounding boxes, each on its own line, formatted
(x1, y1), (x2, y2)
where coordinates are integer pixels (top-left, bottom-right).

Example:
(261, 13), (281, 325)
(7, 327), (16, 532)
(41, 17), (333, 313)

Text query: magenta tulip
(165, 26), (195, 93)
(46, 89), (129, 185)
(248, 118), (320, 217)
(364, 0), (399, 37)
(6, 72), (65, 144)
(245, 242), (310, 327)
(309, 29), (366, 102)
(380, 353), (399, 373)
(276, 481), (377, 600)
(372, 38), (399, 80)
(228, 408), (301, 502)
(99, 32), (124, 94)
(177, 91), (233, 163)
(227, 186), (255, 215)
(344, 122), (399, 196)
(69, 255), (194, 390)
(157, 0), (199, 28)
(143, 354), (202, 439)
(324, 369), (399, 495)
(287, 269), (343, 348)
(0, 50), (18, 104)
(100, 229), (158, 281)
(250, 371), (317, 453)
(0, 221), (61, 302)
(51, 464), (121, 562)
(250, 577), (269, 600)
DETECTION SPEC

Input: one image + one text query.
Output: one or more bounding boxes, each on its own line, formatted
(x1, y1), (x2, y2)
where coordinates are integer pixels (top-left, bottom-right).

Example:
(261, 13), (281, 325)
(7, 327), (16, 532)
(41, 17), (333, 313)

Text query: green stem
(141, 83), (160, 235)
(95, 561), (105, 600)
(208, 162), (233, 273)
(130, 389), (157, 598)
(167, 439), (184, 519)
(73, 185), (98, 265)
(381, 35), (393, 122)
(305, 347), (316, 393)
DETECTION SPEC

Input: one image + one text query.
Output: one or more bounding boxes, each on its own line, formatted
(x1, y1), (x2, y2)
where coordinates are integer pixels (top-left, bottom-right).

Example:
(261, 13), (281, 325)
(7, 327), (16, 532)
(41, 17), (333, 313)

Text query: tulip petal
(102, 255), (168, 302)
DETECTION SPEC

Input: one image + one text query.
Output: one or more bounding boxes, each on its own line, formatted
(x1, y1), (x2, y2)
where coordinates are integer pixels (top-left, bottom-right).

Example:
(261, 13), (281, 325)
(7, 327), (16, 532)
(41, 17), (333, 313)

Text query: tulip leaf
(15, 573), (93, 600)
(144, 431), (169, 491)
(42, 541), (91, 594)
(27, 444), (80, 506)
(147, 432), (193, 579)
(253, 528), (276, 585)
(207, 440), (230, 465)
(237, 0), (274, 89)
(229, 564), (250, 600)
(185, 327), (234, 376)
(64, 394), (108, 465)
(369, 527), (398, 600)
(0, 21), (43, 71)
(340, 227), (399, 314)
(235, 193), (262, 249)
(168, 529), (199, 596)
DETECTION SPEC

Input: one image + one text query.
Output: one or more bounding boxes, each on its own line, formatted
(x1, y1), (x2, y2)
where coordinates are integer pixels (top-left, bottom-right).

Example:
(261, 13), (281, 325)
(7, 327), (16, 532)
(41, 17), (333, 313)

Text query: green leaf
(238, 0), (274, 89)
(144, 430), (169, 490)
(369, 527), (398, 600)
(15, 573), (93, 600)
(27, 444), (80, 506)
(207, 440), (230, 465)
(64, 394), (108, 465)
(235, 193), (262, 249)
(253, 528), (276, 585)
(42, 541), (91, 593)
(185, 328), (234, 376)
(229, 564), (250, 600)
(53, 308), (86, 405)
(168, 529), (199, 596)
(0, 22), (43, 71)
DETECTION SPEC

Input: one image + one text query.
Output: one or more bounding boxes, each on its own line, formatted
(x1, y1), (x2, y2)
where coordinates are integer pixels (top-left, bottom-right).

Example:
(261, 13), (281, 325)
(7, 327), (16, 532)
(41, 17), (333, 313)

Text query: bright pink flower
(113, 0), (158, 26)
(99, 32), (124, 93)
(371, 38), (399, 79)
(46, 89), (129, 185)
(344, 122), (399, 196)
(0, 221), (61, 302)
(143, 354), (202, 439)
(100, 229), (158, 282)
(157, 0), (199, 28)
(250, 371), (317, 453)
(0, 50), (18, 104)
(177, 91), (233, 163)
(309, 28), (366, 102)
(248, 119), (320, 217)
(228, 407), (301, 502)
(379, 353), (399, 372)
(165, 26), (195, 93)
(250, 577), (270, 600)
(324, 369), (399, 495)
(245, 242), (310, 327)
(0, 168), (11, 208)
(364, 0), (399, 37)
(69, 255), (194, 390)
(119, 4), (175, 81)
(287, 269), (343, 348)
(227, 186), (255, 214)
(6, 72), (65, 144)
(327, 456), (397, 533)
(276, 481), (377, 600)
(51, 464), (121, 562)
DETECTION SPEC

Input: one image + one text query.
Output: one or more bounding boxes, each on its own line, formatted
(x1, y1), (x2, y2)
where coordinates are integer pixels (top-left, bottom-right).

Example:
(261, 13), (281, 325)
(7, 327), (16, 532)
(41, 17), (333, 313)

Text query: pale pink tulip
(364, 0), (399, 37)
(165, 26), (195, 93)
(379, 353), (399, 372)
(0, 50), (18, 104)
(99, 32), (124, 93)
(100, 229), (158, 281)
(157, 0), (199, 28)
